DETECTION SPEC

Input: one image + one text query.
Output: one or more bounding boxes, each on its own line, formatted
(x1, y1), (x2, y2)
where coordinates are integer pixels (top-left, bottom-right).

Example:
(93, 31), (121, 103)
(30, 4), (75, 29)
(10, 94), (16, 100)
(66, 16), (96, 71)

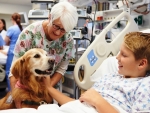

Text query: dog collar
(21, 100), (48, 106)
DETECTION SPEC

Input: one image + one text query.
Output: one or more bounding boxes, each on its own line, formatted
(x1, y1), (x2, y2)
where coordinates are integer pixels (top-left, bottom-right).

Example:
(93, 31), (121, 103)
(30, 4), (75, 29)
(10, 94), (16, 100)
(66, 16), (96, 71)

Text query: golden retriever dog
(0, 48), (55, 110)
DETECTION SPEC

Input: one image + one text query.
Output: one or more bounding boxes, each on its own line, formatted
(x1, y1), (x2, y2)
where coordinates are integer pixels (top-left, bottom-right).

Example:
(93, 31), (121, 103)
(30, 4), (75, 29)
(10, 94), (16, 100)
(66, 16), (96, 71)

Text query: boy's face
(116, 42), (140, 78)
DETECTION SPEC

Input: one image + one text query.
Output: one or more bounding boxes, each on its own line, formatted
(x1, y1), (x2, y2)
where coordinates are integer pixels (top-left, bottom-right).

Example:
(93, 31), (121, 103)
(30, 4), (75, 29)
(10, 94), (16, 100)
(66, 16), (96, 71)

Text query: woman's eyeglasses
(52, 23), (66, 33)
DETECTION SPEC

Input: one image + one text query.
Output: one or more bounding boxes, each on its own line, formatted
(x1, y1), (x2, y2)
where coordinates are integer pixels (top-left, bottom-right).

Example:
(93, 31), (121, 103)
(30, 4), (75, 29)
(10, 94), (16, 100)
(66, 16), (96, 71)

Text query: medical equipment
(125, 0), (149, 9)
(74, 11), (139, 90)
(0, 64), (7, 90)
(62, 71), (79, 98)
(69, 30), (83, 39)
(0, 65), (5, 82)
(0, 46), (10, 90)
(61, 0), (135, 7)
(91, 9), (124, 36)
(31, 0), (57, 3)
(28, 9), (49, 20)
(18, 12), (29, 26)
(90, 9), (124, 22)
(77, 9), (87, 18)
(61, 0), (117, 7)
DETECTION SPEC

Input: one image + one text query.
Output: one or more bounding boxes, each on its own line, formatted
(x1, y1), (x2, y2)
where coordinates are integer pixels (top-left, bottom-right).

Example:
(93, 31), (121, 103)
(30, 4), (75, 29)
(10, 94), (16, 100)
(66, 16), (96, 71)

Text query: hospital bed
(0, 45), (9, 65)
(0, 11), (139, 113)
(74, 11), (139, 90)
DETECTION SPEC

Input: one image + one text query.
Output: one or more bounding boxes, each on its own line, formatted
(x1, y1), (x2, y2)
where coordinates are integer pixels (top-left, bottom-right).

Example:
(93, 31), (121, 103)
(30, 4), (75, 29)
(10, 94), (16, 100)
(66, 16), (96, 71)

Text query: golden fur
(0, 48), (55, 109)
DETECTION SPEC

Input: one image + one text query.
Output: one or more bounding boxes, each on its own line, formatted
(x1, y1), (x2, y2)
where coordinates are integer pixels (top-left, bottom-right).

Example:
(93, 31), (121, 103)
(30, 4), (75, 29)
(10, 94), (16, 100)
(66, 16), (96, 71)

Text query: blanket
(0, 100), (128, 113)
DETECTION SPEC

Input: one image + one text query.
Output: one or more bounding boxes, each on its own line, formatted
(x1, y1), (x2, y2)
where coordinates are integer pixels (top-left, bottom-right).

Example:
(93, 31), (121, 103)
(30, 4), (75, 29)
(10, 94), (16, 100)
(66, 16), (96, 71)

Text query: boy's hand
(79, 88), (102, 107)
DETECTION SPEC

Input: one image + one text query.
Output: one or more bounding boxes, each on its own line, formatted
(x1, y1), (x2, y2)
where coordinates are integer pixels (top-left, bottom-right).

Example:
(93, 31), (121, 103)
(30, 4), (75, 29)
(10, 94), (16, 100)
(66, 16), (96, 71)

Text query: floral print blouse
(13, 20), (75, 75)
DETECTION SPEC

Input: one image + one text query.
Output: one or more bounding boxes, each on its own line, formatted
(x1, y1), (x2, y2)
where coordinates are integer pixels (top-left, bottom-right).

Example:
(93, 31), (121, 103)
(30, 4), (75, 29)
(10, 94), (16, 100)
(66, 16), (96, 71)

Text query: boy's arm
(94, 96), (119, 113)
(44, 76), (74, 105)
(50, 72), (62, 87)
(48, 86), (75, 105)
(79, 88), (119, 113)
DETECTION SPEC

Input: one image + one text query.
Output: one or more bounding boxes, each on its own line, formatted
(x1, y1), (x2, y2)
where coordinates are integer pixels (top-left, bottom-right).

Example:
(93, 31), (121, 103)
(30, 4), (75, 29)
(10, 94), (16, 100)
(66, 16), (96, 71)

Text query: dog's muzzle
(35, 59), (55, 75)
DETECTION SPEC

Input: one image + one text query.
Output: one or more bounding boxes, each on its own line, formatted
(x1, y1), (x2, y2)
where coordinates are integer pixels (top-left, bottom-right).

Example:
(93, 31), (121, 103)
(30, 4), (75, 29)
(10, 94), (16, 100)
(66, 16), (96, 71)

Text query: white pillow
(90, 56), (118, 82)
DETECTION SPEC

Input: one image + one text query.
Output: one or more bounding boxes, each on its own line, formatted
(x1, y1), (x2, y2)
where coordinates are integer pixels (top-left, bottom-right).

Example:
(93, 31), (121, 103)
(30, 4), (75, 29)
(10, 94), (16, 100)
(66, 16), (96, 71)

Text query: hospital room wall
(0, 2), (31, 28)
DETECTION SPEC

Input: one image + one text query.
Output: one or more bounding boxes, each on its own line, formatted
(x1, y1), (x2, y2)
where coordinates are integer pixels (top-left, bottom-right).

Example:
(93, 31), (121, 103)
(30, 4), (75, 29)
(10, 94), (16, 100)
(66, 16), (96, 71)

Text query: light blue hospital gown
(92, 72), (150, 113)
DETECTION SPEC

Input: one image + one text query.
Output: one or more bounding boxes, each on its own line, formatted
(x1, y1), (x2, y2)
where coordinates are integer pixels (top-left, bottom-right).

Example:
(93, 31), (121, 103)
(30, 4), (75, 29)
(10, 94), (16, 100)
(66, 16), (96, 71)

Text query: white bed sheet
(0, 100), (127, 113)
(0, 108), (37, 113)
(0, 46), (9, 65)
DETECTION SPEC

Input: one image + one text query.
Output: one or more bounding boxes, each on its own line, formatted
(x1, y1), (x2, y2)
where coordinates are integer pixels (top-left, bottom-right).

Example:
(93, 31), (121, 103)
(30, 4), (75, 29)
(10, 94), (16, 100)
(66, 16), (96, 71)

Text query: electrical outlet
(138, 15), (143, 25)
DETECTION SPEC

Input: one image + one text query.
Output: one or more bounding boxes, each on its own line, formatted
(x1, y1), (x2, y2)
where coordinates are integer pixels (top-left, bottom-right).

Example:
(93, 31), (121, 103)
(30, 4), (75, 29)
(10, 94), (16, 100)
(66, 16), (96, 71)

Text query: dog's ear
(11, 57), (26, 79)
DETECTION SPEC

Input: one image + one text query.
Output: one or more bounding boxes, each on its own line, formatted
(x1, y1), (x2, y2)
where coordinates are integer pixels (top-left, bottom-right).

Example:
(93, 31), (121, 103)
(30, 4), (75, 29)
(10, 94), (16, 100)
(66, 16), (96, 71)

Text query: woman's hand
(79, 88), (102, 107)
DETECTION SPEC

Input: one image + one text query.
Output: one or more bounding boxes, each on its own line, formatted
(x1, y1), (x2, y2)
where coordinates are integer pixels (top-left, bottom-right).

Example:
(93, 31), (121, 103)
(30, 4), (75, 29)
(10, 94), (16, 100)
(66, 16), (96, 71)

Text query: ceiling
(0, 0), (32, 6)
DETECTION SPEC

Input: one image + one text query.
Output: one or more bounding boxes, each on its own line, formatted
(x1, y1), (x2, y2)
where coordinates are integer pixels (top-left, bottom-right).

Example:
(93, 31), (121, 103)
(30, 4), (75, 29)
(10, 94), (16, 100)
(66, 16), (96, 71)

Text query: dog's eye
(34, 54), (40, 58)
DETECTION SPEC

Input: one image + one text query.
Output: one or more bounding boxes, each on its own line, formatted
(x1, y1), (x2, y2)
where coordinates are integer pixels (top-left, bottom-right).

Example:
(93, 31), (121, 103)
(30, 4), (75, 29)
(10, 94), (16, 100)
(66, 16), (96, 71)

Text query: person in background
(5, 13), (23, 91)
(0, 34), (4, 50)
(9, 1), (78, 108)
(0, 19), (7, 41)
(43, 32), (150, 113)
(0, 34), (7, 55)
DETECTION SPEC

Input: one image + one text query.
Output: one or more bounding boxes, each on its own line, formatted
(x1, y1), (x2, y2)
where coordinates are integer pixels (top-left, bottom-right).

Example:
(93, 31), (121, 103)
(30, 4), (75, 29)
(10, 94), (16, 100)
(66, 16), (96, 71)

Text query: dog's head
(11, 48), (55, 80)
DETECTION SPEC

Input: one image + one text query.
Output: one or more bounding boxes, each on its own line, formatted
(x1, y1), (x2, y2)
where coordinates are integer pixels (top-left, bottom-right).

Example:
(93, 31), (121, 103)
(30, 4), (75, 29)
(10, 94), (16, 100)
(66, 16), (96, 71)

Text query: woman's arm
(4, 36), (10, 46)
(9, 75), (18, 90)
(44, 76), (75, 105)
(79, 88), (119, 113)
(9, 56), (19, 90)
(50, 60), (69, 87)
(0, 50), (7, 55)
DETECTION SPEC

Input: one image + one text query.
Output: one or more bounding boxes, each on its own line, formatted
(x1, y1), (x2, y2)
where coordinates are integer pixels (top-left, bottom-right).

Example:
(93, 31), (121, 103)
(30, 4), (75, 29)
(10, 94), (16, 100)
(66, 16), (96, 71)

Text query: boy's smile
(116, 42), (145, 78)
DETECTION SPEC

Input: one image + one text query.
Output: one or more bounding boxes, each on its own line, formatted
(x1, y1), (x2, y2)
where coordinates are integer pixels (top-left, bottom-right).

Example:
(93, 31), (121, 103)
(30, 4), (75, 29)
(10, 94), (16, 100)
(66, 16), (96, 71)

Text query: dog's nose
(48, 59), (55, 64)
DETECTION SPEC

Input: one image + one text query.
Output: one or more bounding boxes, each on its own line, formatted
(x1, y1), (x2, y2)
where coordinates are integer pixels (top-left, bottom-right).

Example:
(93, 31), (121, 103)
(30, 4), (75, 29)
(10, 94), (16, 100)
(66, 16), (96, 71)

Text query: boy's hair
(124, 32), (150, 65)
(49, 1), (78, 32)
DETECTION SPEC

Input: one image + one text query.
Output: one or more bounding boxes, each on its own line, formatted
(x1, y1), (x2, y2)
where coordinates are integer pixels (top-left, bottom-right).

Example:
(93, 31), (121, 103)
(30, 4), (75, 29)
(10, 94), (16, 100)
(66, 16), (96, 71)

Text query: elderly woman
(8, 1), (78, 108)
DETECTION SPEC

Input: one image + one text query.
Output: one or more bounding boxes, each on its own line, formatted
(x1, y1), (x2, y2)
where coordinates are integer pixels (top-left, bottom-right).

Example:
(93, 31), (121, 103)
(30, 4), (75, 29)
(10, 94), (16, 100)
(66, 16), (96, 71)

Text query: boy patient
(43, 32), (150, 113)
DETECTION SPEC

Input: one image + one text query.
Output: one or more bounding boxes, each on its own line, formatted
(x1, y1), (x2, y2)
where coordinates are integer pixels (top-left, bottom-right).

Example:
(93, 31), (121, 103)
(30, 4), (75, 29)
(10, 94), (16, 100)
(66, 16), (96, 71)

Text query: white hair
(49, 1), (78, 32)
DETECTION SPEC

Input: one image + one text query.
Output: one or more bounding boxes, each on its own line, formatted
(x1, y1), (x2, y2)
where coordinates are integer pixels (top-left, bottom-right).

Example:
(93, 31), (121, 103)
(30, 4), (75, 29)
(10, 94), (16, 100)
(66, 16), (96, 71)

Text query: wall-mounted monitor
(69, 30), (82, 39)
(18, 12), (29, 26)
(28, 10), (49, 20)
